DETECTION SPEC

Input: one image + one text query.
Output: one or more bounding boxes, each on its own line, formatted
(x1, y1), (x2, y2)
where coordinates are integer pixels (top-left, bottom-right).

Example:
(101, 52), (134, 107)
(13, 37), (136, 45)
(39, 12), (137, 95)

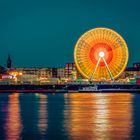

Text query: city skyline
(2, 54), (140, 69)
(1, 0), (140, 67)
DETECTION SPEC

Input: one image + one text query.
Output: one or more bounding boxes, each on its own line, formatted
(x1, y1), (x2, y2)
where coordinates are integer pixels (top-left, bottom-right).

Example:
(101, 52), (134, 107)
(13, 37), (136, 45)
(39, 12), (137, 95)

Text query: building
(17, 74), (39, 84)
(38, 68), (52, 78)
(57, 68), (65, 79)
(125, 67), (140, 77)
(7, 55), (12, 69)
(133, 62), (140, 68)
(120, 63), (140, 79)
(51, 68), (58, 78)
(13, 68), (52, 78)
(64, 63), (76, 78)
(0, 66), (6, 74)
(20, 68), (38, 75)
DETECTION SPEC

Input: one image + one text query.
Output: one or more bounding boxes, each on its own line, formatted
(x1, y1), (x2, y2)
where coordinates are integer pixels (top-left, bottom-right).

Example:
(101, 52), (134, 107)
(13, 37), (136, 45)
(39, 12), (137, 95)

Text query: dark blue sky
(0, 0), (140, 67)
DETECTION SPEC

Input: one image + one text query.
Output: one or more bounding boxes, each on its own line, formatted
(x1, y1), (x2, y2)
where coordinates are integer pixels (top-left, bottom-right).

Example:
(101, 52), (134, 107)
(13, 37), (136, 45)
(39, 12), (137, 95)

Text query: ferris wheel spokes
(90, 57), (101, 81)
(90, 51), (114, 81)
(102, 57), (114, 81)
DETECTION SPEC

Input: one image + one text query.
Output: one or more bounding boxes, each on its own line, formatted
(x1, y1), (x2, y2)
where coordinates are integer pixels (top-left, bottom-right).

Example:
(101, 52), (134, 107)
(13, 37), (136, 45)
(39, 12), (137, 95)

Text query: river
(0, 93), (139, 140)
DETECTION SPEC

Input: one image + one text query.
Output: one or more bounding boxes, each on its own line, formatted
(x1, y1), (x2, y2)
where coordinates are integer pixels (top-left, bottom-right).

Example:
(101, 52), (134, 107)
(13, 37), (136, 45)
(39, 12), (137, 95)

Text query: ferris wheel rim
(74, 27), (129, 80)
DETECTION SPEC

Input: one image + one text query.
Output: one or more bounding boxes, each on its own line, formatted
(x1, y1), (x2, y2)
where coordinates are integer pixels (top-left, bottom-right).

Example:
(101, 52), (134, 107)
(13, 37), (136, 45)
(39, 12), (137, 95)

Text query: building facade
(57, 68), (65, 78)
(120, 63), (140, 79)
(64, 63), (76, 78)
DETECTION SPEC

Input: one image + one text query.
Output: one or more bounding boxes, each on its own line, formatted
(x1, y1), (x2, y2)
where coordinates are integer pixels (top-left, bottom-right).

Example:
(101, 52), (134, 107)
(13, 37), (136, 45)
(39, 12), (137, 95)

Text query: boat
(78, 85), (102, 92)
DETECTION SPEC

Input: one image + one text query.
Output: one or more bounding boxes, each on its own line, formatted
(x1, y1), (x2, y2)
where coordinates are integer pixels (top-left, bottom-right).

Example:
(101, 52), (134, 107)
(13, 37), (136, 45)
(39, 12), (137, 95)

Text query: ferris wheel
(74, 28), (129, 81)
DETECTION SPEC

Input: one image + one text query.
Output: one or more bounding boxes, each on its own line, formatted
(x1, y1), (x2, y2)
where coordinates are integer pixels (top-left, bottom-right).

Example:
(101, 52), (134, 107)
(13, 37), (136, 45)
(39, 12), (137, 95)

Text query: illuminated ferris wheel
(74, 28), (129, 81)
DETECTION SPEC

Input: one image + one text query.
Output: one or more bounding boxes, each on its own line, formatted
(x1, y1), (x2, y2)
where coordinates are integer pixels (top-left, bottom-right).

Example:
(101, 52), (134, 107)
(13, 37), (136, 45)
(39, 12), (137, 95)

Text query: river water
(0, 93), (140, 140)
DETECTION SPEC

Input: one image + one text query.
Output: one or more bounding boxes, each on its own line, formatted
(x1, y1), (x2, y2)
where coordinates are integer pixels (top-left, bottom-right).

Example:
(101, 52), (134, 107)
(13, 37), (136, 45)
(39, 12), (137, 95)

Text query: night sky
(0, 0), (140, 67)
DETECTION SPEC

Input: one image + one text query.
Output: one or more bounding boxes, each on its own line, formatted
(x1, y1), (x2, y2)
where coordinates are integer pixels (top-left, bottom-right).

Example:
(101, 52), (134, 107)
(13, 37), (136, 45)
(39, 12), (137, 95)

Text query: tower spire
(7, 55), (12, 69)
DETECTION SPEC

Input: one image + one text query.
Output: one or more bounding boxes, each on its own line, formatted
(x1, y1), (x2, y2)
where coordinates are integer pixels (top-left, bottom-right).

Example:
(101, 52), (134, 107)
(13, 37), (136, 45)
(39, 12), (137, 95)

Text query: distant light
(19, 72), (23, 76)
(2, 75), (13, 79)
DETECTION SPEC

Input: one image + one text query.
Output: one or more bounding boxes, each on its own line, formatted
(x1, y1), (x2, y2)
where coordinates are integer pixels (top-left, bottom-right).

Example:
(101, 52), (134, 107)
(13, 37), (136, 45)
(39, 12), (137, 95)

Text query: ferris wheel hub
(99, 51), (105, 58)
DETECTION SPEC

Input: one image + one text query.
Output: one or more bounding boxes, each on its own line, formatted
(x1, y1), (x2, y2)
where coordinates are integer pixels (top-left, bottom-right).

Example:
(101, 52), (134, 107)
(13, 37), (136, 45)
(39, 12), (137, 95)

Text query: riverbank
(0, 84), (140, 93)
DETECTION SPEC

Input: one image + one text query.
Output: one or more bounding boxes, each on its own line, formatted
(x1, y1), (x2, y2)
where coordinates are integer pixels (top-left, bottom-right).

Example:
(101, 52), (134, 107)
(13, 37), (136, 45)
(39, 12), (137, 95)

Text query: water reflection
(64, 93), (96, 139)
(0, 94), (9, 140)
(107, 93), (133, 139)
(46, 94), (66, 139)
(5, 93), (22, 140)
(38, 94), (48, 135)
(0, 93), (134, 140)
(19, 93), (40, 139)
(93, 94), (110, 139)
(64, 93), (133, 140)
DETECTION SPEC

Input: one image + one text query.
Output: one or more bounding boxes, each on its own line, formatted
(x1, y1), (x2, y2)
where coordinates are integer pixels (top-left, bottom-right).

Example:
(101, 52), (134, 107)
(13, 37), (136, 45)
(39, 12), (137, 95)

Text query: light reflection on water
(5, 93), (22, 140)
(64, 93), (133, 140)
(0, 93), (135, 140)
(38, 94), (48, 135)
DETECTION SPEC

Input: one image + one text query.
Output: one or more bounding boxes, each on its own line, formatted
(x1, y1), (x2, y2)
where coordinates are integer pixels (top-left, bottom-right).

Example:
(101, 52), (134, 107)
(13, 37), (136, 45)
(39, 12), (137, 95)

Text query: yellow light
(18, 72), (23, 76)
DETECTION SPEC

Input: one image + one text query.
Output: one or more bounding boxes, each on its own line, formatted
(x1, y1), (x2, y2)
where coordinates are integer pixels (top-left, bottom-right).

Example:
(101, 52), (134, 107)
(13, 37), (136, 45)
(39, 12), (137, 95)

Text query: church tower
(7, 55), (12, 69)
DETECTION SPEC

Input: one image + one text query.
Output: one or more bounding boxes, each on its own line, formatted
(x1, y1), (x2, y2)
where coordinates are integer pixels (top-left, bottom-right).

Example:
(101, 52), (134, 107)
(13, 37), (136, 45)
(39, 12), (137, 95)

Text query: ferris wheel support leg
(90, 57), (101, 81)
(102, 57), (114, 81)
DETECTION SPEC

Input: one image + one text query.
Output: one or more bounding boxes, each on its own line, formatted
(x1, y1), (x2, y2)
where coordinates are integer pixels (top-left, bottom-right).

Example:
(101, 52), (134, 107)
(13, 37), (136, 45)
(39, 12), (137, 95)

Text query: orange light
(18, 72), (23, 76)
